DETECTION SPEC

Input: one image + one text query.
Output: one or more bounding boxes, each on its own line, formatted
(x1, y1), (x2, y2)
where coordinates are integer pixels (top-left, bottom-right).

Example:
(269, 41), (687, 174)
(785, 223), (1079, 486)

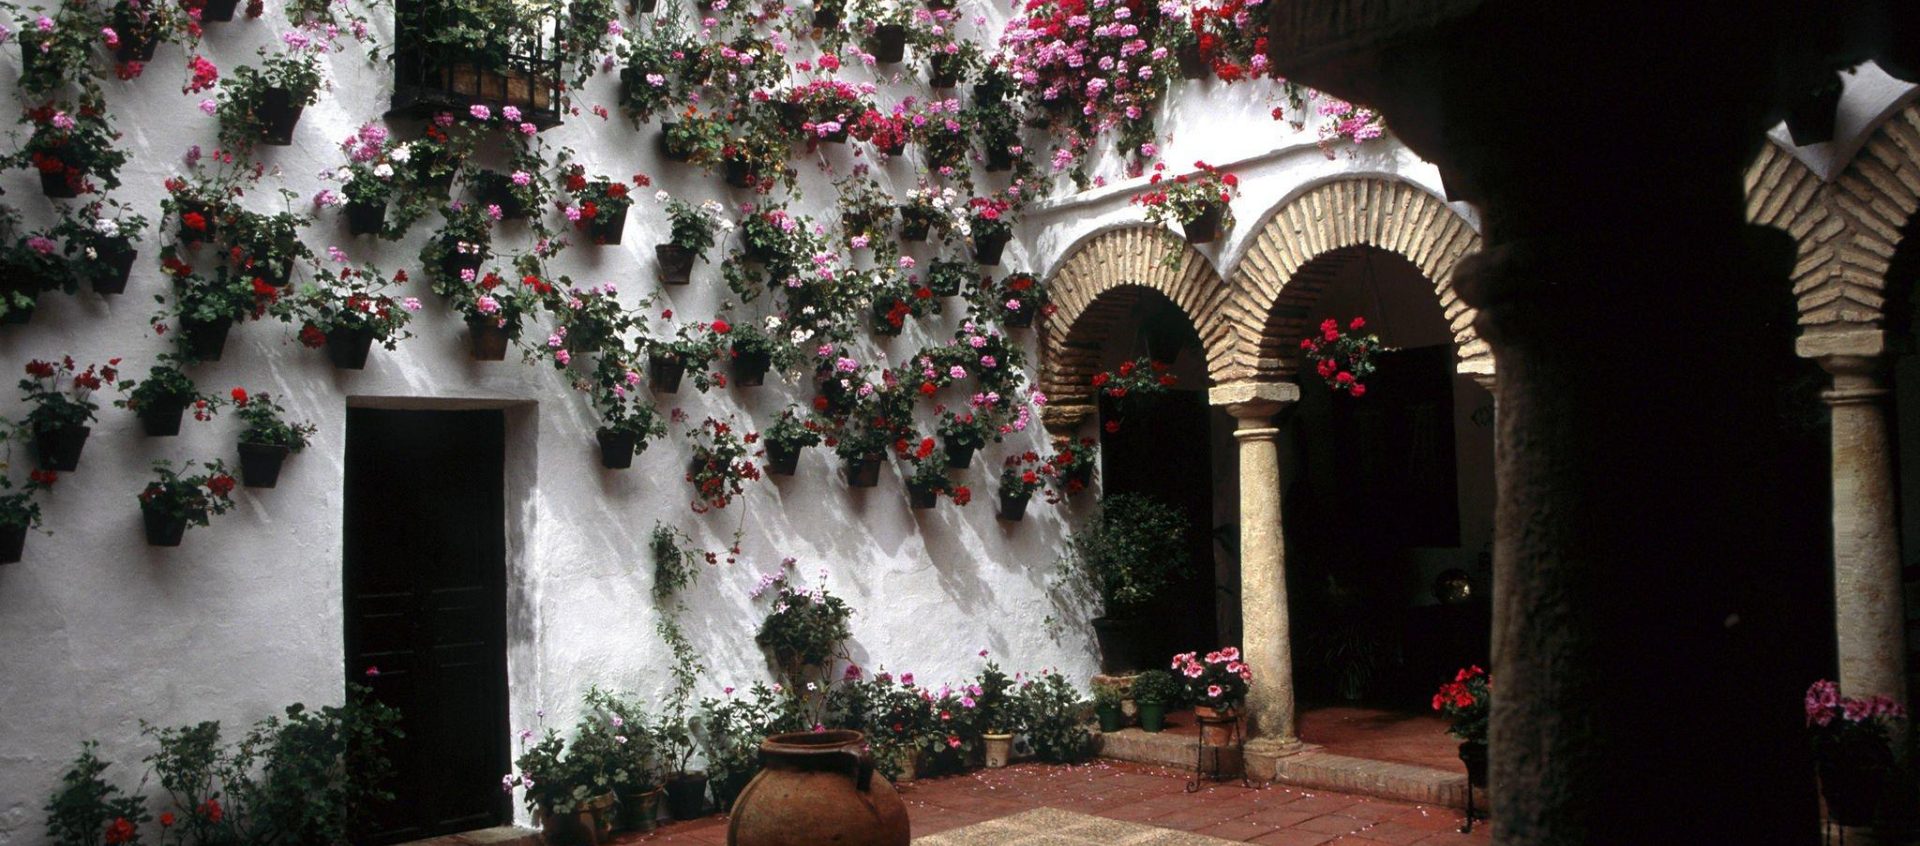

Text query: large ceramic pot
(537, 791), (615, 846)
(728, 729), (910, 846)
(1458, 741), (1488, 790)
(615, 786), (663, 832)
(665, 772), (708, 821)
(1194, 705), (1240, 746)
(1090, 615), (1154, 674)
(982, 733), (1013, 768)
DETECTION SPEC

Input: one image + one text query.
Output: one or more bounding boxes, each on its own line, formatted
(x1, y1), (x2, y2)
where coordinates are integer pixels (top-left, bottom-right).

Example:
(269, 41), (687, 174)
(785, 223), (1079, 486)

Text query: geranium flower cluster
(999, 0), (1168, 180)
(1432, 665), (1490, 743)
(1172, 646), (1251, 709)
(1300, 316), (1379, 396)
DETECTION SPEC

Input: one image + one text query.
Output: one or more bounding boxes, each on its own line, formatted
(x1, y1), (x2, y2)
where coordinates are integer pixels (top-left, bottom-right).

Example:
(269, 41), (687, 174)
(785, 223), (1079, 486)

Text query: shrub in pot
(0, 468), (56, 564)
(19, 356), (115, 471)
(583, 688), (669, 833)
(584, 356), (668, 470)
(272, 258), (421, 370)
(214, 42), (327, 150)
(1129, 670), (1182, 733)
(507, 725), (617, 845)
(655, 195), (728, 285)
(1063, 493), (1194, 673)
(761, 407), (825, 476)
(114, 357), (221, 436)
(54, 200), (146, 295)
(1092, 679), (1126, 732)
(230, 388), (316, 489)
(3, 96), (130, 198)
(1017, 670), (1095, 762)
(137, 459), (238, 546)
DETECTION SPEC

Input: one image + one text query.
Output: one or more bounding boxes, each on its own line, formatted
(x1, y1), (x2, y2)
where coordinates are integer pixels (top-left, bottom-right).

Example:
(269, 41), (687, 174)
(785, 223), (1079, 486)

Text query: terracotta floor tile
(1243, 808), (1320, 829)
(1247, 829), (1339, 846)
(1192, 817), (1283, 841)
(1292, 814), (1373, 837)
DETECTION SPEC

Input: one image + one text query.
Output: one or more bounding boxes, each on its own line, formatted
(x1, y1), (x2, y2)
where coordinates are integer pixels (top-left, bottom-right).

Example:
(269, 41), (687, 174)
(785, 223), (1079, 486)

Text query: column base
(1245, 736), (1309, 758)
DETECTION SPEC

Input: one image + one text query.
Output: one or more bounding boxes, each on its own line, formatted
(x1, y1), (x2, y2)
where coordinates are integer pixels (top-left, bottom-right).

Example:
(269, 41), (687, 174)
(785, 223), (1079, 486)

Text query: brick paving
(608, 759), (1490, 845)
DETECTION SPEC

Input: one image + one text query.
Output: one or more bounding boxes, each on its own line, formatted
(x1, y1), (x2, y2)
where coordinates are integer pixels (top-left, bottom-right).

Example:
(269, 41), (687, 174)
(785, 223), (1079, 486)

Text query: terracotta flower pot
(141, 505), (192, 547)
(91, 239), (137, 294)
(1183, 204), (1225, 244)
(597, 428), (639, 469)
(0, 523), (25, 564)
(238, 442), (291, 488)
(180, 316), (234, 362)
(325, 326), (376, 370)
(467, 317), (512, 361)
(1136, 702), (1167, 732)
(765, 441), (802, 476)
(996, 489), (1031, 521)
(1194, 705), (1240, 746)
(982, 733), (1013, 768)
(585, 205), (628, 245)
(656, 244), (696, 285)
(844, 453), (883, 488)
(137, 397), (189, 437)
(35, 425), (89, 471)
(538, 791), (615, 846)
(727, 730), (910, 846)
(648, 354), (685, 393)
(346, 199), (386, 236)
(256, 86), (304, 146)
(665, 772), (708, 821)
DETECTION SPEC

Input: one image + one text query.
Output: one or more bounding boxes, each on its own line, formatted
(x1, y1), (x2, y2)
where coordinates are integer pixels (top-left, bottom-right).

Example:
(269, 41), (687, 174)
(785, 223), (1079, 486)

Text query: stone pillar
(1802, 329), (1909, 708)
(1210, 380), (1301, 752)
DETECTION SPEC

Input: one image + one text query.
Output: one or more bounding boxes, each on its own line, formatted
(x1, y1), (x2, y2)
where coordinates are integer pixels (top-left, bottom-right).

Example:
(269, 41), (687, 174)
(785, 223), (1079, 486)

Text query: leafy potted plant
(560, 164), (635, 245)
(909, 98), (971, 179)
(221, 204), (315, 289)
(1132, 160), (1239, 245)
(1435, 665), (1491, 790)
(230, 388), (316, 488)
(755, 581), (853, 683)
(5, 98), (130, 197)
(154, 261), (260, 362)
(1091, 678), (1127, 732)
(762, 407), (825, 476)
(684, 415), (760, 513)
(1064, 493), (1193, 673)
(0, 229), (72, 322)
(935, 410), (995, 469)
(1044, 436), (1098, 502)
(899, 183), (961, 243)
(585, 355), (668, 469)
(1301, 316), (1380, 396)
(990, 271), (1048, 328)
(19, 357), (115, 471)
(137, 459), (238, 546)
(646, 318), (723, 394)
(897, 436), (954, 509)
(720, 108), (796, 193)
(924, 258), (975, 298)
(1129, 669), (1182, 733)
(42, 742), (149, 844)
(0, 468), (57, 564)
(656, 195), (729, 285)
(724, 319), (786, 387)
(855, 0), (911, 63)
(17, 9), (103, 96)
(1173, 647), (1252, 745)
(453, 268), (544, 360)
(654, 712), (707, 822)
(658, 106), (728, 165)
(616, 20), (696, 126)
(583, 688), (667, 833)
(53, 200), (145, 295)
(1093, 356), (1178, 432)
(969, 661), (1017, 767)
(274, 260), (421, 369)
(849, 108), (911, 157)
(965, 194), (1014, 265)
(331, 122), (403, 236)
(466, 159), (548, 223)
(508, 727), (613, 846)
(420, 201), (494, 288)
(997, 451), (1045, 521)
(114, 356), (221, 436)
(833, 417), (890, 489)
(215, 39), (328, 149)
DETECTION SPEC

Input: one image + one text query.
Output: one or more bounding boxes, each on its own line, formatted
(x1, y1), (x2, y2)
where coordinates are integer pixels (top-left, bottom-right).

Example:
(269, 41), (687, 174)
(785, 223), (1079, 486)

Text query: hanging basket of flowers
(1301, 317), (1381, 395)
(137, 459), (238, 546)
(1132, 161), (1240, 246)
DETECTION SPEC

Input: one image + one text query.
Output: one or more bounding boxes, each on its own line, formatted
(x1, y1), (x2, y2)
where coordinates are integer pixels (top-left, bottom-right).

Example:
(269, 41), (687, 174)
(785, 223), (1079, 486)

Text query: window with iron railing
(391, 0), (566, 127)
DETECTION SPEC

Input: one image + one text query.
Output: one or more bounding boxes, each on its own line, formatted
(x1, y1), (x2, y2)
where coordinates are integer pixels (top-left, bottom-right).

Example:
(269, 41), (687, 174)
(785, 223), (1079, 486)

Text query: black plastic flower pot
(765, 442), (801, 476)
(929, 58), (960, 89)
(877, 140), (906, 157)
(201, 0), (241, 22)
(325, 326), (376, 370)
(1786, 82), (1843, 146)
(871, 303), (904, 337)
(345, 199), (385, 236)
(658, 125), (693, 162)
(664, 773), (708, 821)
(1183, 204), (1224, 245)
(1177, 42), (1208, 79)
(657, 244), (695, 285)
(586, 206), (628, 245)
(984, 146), (1015, 172)
(633, 0), (658, 13)
(822, 125), (849, 144)
(40, 169), (77, 198)
(115, 34), (157, 63)
(908, 482), (939, 509)
(141, 505), (190, 547)
(943, 442), (976, 469)
(256, 87), (304, 146)
(255, 257), (293, 288)
(238, 442), (291, 488)
(597, 429), (638, 469)
(137, 398), (189, 437)
(93, 239), (137, 294)
(34, 425), (88, 471)
(1, 296), (37, 326)
(724, 157), (753, 188)
(180, 317), (233, 362)
(997, 489), (1031, 521)
(0, 523), (25, 564)
(901, 217), (931, 242)
(467, 317), (512, 361)
(19, 38), (44, 83)
(974, 231), (1010, 266)
(869, 25), (907, 63)
(473, 172), (528, 220)
(811, 7), (839, 27)
(1003, 307), (1034, 329)
(731, 348), (772, 387)
(844, 453), (883, 488)
(649, 355), (685, 393)
(441, 248), (486, 282)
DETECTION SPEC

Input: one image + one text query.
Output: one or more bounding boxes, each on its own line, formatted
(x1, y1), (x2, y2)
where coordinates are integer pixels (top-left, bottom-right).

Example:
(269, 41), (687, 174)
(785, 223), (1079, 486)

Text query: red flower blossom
(207, 474), (236, 497)
(711, 319), (732, 334)
(182, 212), (207, 231)
(230, 387), (249, 405)
(299, 324), (327, 348)
(104, 818), (136, 844)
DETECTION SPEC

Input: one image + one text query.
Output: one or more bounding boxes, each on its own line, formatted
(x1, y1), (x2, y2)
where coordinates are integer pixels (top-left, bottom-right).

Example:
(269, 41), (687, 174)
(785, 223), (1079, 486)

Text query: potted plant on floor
(561, 164), (636, 245)
(230, 388), (316, 488)
(137, 459), (238, 546)
(54, 200), (146, 295)
(0, 468), (57, 564)
(5, 97), (130, 197)
(1434, 665), (1491, 790)
(19, 357), (116, 471)
(1092, 678), (1127, 732)
(585, 355), (667, 470)
(114, 356), (221, 436)
(274, 260), (422, 369)
(1302, 316), (1381, 396)
(509, 727), (613, 846)
(1804, 679), (1906, 828)
(656, 712), (708, 822)
(1174, 647), (1252, 746)
(997, 452), (1045, 521)
(970, 661), (1017, 767)
(655, 196), (729, 286)
(1130, 669), (1181, 733)
(1132, 160), (1239, 245)
(585, 688), (667, 833)
(214, 39), (328, 149)
(762, 407), (825, 476)
(1063, 493), (1193, 673)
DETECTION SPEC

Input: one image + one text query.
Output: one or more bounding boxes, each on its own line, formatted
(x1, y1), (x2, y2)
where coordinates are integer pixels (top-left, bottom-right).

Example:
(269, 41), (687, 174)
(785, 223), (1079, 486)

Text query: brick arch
(1223, 178), (1489, 384)
(1806, 100), (1920, 328)
(1039, 226), (1232, 434)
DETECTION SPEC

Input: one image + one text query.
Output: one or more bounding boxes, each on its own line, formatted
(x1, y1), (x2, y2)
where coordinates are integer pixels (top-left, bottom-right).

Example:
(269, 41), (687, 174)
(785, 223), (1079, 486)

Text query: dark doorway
(1099, 389), (1219, 656)
(345, 408), (510, 844)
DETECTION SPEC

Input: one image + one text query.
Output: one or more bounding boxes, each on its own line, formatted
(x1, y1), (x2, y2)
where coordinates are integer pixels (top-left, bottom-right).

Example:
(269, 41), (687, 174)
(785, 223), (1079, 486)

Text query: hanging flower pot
(39, 169), (78, 198)
(984, 146), (1014, 172)
(765, 441), (802, 476)
(1003, 307), (1034, 329)
(471, 171), (528, 220)
(1183, 204), (1225, 244)
(201, 0), (241, 22)
(1176, 42), (1208, 79)
(929, 54), (961, 88)
(877, 140), (906, 159)
(34, 425), (89, 471)
(237, 442), (290, 488)
(466, 317), (512, 361)
(657, 244), (696, 285)
(907, 481), (940, 509)
(19, 38), (45, 83)
(254, 257), (294, 288)
(92, 238), (137, 295)
(597, 428), (639, 469)
(658, 125), (694, 162)
(255, 86), (304, 146)
(1, 294), (38, 326)
(633, 0), (658, 13)
(114, 32), (157, 63)
(996, 488), (1030, 521)
(943, 440), (976, 469)
(141, 504), (193, 547)
(649, 354), (686, 393)
(137, 398), (189, 437)
(180, 317), (233, 362)
(871, 301), (905, 337)
(812, 6), (840, 27)
(440, 247), (485, 281)
(821, 123), (850, 144)
(724, 157), (754, 189)
(844, 452), (883, 488)
(345, 200), (386, 236)
(0, 523), (25, 564)
(325, 326), (376, 370)
(586, 206), (628, 245)
(973, 231), (1011, 266)
(731, 347), (772, 387)
(900, 216), (932, 242)
(868, 24), (907, 63)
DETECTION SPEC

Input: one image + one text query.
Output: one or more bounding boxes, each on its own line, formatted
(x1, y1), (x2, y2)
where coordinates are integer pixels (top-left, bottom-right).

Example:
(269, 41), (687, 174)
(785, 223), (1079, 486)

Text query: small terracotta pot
(1194, 705), (1240, 746)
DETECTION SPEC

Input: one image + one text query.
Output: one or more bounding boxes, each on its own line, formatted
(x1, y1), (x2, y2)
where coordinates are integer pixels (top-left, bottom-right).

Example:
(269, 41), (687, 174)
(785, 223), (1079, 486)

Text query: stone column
(1802, 329), (1909, 708)
(1210, 381), (1301, 752)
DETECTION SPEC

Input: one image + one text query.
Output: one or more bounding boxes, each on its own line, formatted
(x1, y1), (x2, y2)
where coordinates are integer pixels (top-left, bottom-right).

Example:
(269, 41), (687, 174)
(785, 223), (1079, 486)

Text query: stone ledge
(1092, 729), (1475, 810)
(390, 826), (542, 846)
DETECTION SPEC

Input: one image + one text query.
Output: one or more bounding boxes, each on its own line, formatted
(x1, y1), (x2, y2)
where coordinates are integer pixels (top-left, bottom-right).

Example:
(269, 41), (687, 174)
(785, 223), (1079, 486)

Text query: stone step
(1092, 728), (1475, 810)
(390, 826), (542, 846)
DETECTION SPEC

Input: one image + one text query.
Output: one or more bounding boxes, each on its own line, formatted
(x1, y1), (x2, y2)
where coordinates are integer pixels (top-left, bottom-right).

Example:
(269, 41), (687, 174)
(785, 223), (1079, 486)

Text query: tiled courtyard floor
(610, 759), (1490, 845)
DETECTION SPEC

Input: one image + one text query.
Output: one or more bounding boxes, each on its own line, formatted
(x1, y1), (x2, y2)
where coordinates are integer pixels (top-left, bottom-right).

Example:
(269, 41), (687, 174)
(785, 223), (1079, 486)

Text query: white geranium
(373, 163), (394, 178)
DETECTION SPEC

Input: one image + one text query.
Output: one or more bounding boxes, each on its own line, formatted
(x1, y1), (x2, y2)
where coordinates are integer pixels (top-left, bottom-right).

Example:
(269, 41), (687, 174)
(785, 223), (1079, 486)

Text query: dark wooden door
(345, 409), (510, 844)
(1099, 389), (1219, 656)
